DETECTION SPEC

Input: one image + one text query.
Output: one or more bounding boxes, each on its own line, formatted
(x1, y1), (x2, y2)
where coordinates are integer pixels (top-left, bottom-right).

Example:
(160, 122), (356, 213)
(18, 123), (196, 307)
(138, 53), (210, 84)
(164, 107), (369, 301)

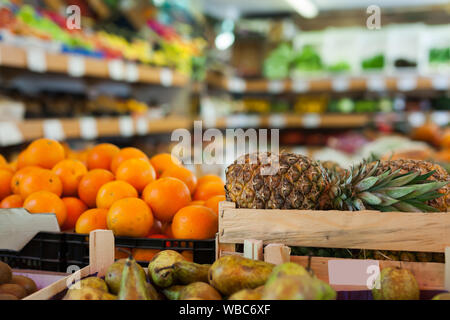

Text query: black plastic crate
(0, 232), (66, 272)
(64, 232), (216, 268)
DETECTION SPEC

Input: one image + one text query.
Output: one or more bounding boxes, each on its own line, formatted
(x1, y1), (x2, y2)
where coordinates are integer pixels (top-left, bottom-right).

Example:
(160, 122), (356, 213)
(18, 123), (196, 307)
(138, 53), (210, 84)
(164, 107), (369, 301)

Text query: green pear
(173, 261), (210, 284)
(118, 257), (150, 300)
(228, 286), (265, 300)
(148, 250), (185, 288)
(262, 275), (324, 300)
(162, 285), (186, 300)
(432, 292), (450, 300)
(179, 282), (222, 300)
(372, 267), (419, 300)
(64, 287), (116, 300)
(266, 262), (310, 286)
(69, 277), (108, 293)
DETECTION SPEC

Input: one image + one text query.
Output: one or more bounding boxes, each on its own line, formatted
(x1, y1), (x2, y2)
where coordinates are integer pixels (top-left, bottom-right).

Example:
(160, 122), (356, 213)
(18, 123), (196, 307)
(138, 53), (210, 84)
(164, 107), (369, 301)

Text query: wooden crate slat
(219, 204), (450, 252)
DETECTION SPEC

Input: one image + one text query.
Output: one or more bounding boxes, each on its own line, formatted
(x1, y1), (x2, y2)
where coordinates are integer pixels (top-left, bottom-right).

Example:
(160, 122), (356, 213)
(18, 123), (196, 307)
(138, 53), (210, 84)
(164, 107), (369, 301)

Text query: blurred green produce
(327, 61), (351, 73)
(263, 43), (294, 79)
(361, 54), (385, 70)
(292, 45), (323, 72)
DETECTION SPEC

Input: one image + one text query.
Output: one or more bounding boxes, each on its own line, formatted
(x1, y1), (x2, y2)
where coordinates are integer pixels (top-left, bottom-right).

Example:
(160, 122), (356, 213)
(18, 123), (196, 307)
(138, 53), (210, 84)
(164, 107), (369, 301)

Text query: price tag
(268, 114), (286, 128)
(302, 113), (321, 128)
(291, 79), (309, 93)
(227, 77), (246, 93)
(125, 63), (139, 83)
(267, 80), (284, 94)
(43, 119), (65, 141)
(331, 77), (350, 92)
(408, 112), (426, 127)
(431, 111), (449, 126)
(160, 68), (173, 87)
(26, 48), (47, 73)
(328, 260), (380, 289)
(367, 76), (386, 91)
(118, 116), (134, 137)
(108, 59), (125, 81)
(135, 117), (149, 135)
(67, 55), (85, 77)
(0, 122), (23, 146)
(79, 117), (98, 140)
(225, 114), (260, 128)
(397, 76), (417, 91)
(431, 76), (449, 90)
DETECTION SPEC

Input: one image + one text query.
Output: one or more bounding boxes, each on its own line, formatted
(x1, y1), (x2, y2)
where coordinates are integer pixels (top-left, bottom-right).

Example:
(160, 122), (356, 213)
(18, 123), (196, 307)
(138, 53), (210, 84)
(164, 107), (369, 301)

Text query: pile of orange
(0, 139), (225, 261)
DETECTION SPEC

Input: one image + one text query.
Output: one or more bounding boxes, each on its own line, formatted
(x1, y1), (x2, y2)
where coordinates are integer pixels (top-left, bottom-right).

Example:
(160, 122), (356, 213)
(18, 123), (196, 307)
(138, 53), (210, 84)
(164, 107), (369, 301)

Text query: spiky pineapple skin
(225, 152), (331, 209)
(369, 160), (450, 212)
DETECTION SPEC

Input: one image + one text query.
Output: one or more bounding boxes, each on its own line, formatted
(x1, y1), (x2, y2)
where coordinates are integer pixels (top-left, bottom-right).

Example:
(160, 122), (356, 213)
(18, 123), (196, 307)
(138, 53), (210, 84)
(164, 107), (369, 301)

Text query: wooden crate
(24, 230), (115, 300)
(217, 201), (450, 292)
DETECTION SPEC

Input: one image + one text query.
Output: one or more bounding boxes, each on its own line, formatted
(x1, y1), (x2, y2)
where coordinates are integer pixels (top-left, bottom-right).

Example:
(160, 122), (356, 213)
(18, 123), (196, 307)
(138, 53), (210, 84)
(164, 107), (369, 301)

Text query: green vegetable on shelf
(429, 47), (450, 63)
(292, 45), (323, 72)
(263, 43), (294, 79)
(327, 61), (351, 73)
(361, 54), (385, 70)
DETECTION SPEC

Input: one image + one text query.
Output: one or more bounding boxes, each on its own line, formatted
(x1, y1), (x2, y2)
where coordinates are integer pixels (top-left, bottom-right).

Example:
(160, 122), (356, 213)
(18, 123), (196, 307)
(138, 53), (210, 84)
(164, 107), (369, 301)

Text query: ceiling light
(284, 0), (319, 19)
(215, 32), (235, 50)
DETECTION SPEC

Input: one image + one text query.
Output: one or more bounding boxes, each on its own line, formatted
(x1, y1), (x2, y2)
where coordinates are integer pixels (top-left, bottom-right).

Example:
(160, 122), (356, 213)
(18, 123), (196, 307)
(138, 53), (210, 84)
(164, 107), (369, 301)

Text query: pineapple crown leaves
(334, 160), (448, 212)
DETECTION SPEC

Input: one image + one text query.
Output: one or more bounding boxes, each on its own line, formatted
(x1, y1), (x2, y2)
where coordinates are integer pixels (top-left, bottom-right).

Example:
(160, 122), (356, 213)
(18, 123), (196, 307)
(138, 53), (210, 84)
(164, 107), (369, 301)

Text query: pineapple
(367, 159), (449, 212)
(319, 160), (345, 178)
(225, 152), (448, 212)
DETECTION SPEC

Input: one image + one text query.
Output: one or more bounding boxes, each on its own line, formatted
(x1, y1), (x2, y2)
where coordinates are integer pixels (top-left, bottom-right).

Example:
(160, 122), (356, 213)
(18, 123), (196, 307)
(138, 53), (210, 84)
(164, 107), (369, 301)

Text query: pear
(118, 257), (150, 300)
(105, 259), (145, 295)
(179, 282), (222, 300)
(173, 261), (210, 284)
(432, 292), (450, 300)
(266, 262), (310, 286)
(262, 274), (324, 300)
(228, 286), (265, 300)
(372, 267), (419, 300)
(69, 277), (108, 293)
(64, 287), (116, 300)
(146, 282), (162, 300)
(162, 285), (186, 300)
(148, 250), (185, 288)
(208, 255), (274, 296)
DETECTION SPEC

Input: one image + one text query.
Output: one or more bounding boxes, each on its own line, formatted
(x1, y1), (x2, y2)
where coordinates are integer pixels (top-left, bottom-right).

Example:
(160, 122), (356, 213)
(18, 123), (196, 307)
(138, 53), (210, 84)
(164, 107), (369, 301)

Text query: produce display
(0, 261), (38, 300)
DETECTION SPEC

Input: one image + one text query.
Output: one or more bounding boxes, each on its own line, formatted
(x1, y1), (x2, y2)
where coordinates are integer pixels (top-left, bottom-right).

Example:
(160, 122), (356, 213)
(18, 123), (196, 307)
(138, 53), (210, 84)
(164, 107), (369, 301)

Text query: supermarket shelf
(1, 112), (448, 146)
(207, 72), (450, 93)
(0, 44), (189, 87)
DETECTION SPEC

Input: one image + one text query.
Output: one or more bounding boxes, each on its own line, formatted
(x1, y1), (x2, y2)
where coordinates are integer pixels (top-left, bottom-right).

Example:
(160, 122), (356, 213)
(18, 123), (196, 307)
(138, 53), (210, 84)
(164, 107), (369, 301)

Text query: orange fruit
(61, 197), (88, 231)
(132, 248), (160, 262)
(110, 147), (148, 174)
(75, 208), (108, 234)
(190, 200), (205, 206)
(86, 143), (120, 171)
(440, 128), (450, 149)
(150, 153), (182, 177)
(0, 155), (12, 172)
(20, 138), (65, 169)
(161, 166), (197, 194)
(115, 247), (131, 260)
(19, 168), (63, 199)
(193, 181), (225, 201)
(0, 169), (13, 201)
(204, 195), (226, 215)
(116, 158), (156, 193)
(78, 169), (115, 208)
(107, 198), (154, 237)
(10, 166), (41, 195)
(23, 191), (67, 227)
(181, 251), (193, 262)
(96, 180), (138, 209)
(52, 159), (88, 197)
(0, 194), (23, 208)
(197, 175), (224, 187)
(171, 205), (218, 239)
(142, 177), (191, 222)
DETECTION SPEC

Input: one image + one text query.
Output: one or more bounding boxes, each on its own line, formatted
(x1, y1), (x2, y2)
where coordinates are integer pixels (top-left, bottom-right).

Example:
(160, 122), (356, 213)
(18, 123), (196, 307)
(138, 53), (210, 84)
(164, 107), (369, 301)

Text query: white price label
(125, 63), (139, 83)
(291, 79), (309, 93)
(408, 112), (426, 127)
(67, 55), (85, 77)
(227, 77), (246, 93)
(268, 114), (286, 128)
(26, 48), (47, 73)
(367, 76), (386, 91)
(267, 80), (284, 94)
(431, 76), (449, 90)
(160, 68), (173, 87)
(397, 77), (417, 91)
(118, 116), (134, 137)
(108, 59), (125, 81)
(328, 260), (380, 289)
(431, 111), (449, 126)
(43, 119), (65, 141)
(332, 77), (350, 92)
(79, 117), (98, 140)
(302, 113), (321, 128)
(225, 114), (260, 128)
(0, 122), (23, 146)
(135, 117), (149, 135)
